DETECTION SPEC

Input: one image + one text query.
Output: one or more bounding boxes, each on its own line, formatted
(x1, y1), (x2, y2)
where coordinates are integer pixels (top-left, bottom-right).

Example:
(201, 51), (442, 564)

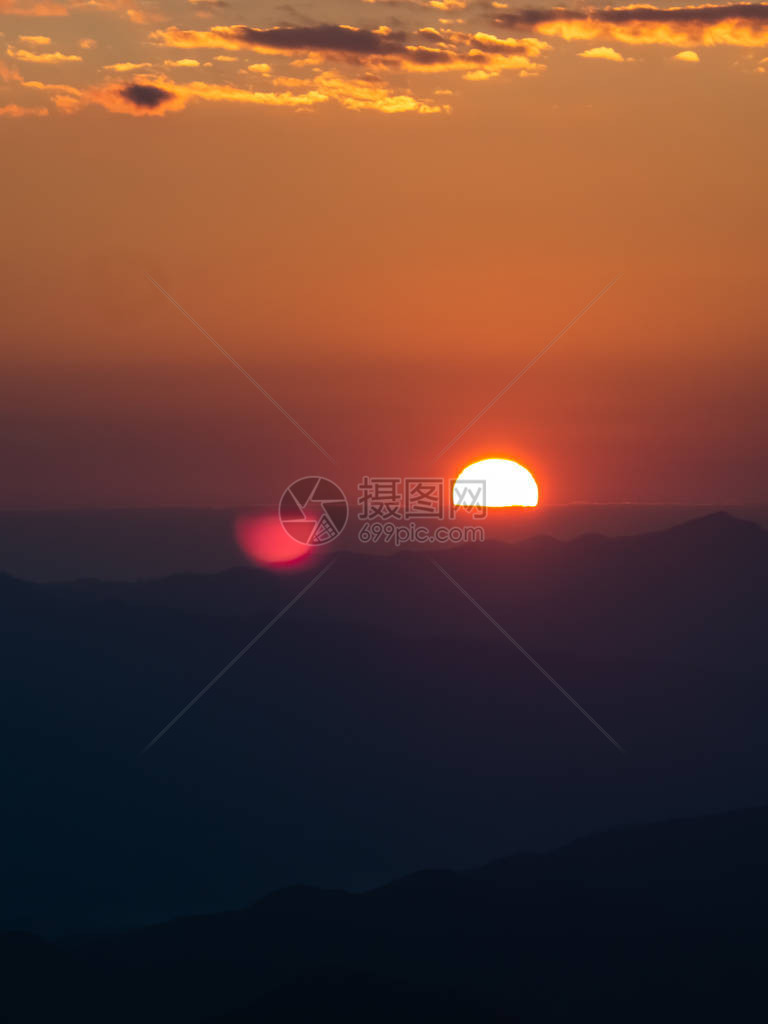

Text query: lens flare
(235, 514), (317, 571)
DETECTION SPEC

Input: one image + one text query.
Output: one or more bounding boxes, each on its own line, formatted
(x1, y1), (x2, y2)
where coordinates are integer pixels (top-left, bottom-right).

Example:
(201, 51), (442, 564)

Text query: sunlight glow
(453, 458), (539, 508)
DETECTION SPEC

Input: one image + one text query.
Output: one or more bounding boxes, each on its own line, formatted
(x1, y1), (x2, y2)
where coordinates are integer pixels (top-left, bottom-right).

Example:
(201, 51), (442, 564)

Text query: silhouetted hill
(473, 801), (768, 888)
(31, 511), (768, 668)
(3, 804), (768, 1022)
(2, 504), (767, 582)
(2, 514), (768, 934)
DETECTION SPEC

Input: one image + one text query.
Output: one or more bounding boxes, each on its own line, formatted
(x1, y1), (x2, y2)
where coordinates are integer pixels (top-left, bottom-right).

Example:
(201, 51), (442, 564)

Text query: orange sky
(2, 2), (767, 507)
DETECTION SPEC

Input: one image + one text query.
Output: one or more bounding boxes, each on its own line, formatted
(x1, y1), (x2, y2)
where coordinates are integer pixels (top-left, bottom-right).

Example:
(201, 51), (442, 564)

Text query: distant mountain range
(4, 802), (768, 1022)
(1, 503), (767, 581)
(2, 513), (768, 938)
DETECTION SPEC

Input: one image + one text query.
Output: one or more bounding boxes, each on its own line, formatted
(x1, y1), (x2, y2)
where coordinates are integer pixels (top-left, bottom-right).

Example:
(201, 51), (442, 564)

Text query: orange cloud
(673, 49), (701, 60)
(7, 45), (82, 63)
(360, 0), (466, 7)
(13, 64), (448, 117)
(103, 61), (153, 71)
(50, 80), (188, 115)
(150, 23), (547, 77)
(83, 78), (325, 115)
(18, 35), (52, 45)
(578, 45), (627, 60)
(149, 23), (410, 54)
(0, 101), (48, 115)
(497, 4), (768, 48)
(312, 69), (449, 111)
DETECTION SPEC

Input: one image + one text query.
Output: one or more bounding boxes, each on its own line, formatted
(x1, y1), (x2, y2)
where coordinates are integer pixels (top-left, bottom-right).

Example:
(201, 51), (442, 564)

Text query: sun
(453, 458), (539, 508)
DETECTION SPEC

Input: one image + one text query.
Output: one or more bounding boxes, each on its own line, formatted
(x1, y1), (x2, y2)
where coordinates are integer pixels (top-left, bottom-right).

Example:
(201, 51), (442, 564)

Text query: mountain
(1, 504), (767, 582)
(36, 510), (768, 667)
(3, 803), (768, 1022)
(2, 514), (768, 934)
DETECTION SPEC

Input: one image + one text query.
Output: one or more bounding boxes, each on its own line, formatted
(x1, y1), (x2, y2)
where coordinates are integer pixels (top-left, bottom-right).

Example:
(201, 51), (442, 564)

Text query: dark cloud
(405, 47), (458, 65)
(151, 22), (547, 77)
(219, 24), (526, 66)
(594, 3), (768, 25)
(120, 84), (175, 109)
(494, 7), (566, 27)
(498, 3), (768, 27)
(229, 24), (408, 55)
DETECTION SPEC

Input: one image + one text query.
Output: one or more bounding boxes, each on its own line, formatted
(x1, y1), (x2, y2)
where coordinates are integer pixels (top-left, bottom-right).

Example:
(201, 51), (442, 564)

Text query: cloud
(120, 82), (174, 108)
(103, 61), (153, 71)
(361, 0), (466, 8)
(312, 69), (449, 110)
(150, 22), (547, 77)
(165, 58), (201, 67)
(33, 78), (182, 116)
(0, 101), (48, 116)
(18, 36), (52, 46)
(7, 45), (82, 63)
(673, 49), (701, 60)
(79, 38), (97, 49)
(110, 77), (325, 114)
(150, 24), (410, 57)
(13, 64), (448, 117)
(470, 30), (548, 56)
(496, 4), (768, 48)
(578, 45), (626, 61)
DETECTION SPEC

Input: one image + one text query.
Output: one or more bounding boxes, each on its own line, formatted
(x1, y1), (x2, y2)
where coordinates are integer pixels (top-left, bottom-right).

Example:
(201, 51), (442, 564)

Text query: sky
(2, 1), (768, 508)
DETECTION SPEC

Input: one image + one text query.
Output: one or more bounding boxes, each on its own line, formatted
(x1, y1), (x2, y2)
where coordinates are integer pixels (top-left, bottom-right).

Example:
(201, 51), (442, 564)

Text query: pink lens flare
(234, 514), (318, 572)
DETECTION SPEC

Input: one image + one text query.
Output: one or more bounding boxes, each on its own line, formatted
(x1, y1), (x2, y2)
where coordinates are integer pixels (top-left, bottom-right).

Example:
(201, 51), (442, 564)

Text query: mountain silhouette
(3, 803), (768, 1022)
(2, 514), (768, 936)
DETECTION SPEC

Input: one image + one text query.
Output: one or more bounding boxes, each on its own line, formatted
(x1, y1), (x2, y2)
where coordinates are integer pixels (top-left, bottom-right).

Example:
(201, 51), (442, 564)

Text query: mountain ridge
(4, 801), (768, 1022)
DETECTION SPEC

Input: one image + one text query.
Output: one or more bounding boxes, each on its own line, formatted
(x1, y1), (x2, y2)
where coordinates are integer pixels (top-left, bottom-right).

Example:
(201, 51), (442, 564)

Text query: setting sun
(453, 458), (539, 508)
